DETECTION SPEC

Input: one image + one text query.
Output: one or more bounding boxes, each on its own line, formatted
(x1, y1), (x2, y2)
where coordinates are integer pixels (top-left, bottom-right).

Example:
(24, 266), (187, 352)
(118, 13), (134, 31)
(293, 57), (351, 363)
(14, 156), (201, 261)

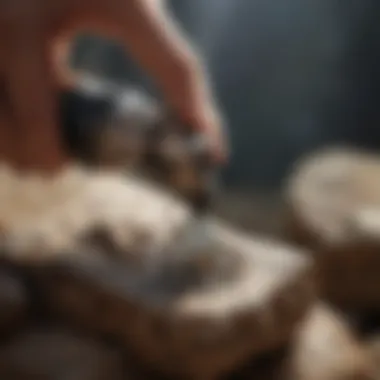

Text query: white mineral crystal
(0, 163), (190, 262)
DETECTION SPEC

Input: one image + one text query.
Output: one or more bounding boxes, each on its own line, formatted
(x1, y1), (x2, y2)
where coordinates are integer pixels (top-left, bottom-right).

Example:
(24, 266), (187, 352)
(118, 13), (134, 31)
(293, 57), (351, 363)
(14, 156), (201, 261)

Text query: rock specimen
(285, 147), (380, 311)
(60, 73), (216, 212)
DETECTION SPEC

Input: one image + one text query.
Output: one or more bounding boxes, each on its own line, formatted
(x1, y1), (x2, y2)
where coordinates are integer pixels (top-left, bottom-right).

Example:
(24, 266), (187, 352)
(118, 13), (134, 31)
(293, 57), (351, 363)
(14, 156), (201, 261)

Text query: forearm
(61, 0), (224, 158)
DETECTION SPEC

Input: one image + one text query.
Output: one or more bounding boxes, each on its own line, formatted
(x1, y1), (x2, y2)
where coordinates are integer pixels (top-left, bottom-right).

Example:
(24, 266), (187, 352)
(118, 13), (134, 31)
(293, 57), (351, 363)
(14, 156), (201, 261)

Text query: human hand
(97, 0), (229, 164)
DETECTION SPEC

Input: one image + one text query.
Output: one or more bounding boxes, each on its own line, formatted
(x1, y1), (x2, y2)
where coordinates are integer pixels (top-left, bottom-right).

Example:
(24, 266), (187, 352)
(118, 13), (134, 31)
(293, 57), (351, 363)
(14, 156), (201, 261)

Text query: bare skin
(0, 0), (226, 174)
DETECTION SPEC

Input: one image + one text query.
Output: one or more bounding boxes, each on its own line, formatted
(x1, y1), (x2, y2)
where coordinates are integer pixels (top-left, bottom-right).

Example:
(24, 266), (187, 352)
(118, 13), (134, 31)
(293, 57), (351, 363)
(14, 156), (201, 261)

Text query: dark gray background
(71, 0), (380, 189)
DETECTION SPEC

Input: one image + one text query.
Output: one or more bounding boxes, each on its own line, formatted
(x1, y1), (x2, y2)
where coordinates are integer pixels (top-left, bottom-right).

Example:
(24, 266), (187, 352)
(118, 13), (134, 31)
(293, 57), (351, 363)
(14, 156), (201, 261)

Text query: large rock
(285, 147), (380, 311)
(0, 328), (128, 380)
(0, 167), (314, 379)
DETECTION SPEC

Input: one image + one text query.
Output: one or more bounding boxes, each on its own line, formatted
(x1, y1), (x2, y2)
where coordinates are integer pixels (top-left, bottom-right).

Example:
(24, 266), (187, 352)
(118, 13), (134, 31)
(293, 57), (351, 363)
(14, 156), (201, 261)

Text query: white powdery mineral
(0, 163), (190, 262)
